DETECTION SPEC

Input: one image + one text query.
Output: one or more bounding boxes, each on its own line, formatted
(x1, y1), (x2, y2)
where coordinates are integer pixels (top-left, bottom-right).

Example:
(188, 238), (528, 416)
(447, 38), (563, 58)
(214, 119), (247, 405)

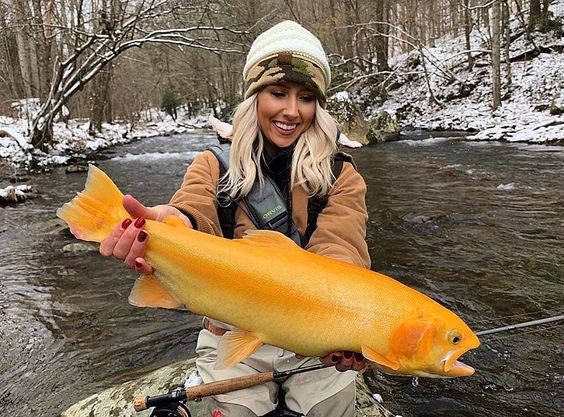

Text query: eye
(448, 330), (462, 345)
(300, 95), (315, 102)
(271, 90), (285, 98)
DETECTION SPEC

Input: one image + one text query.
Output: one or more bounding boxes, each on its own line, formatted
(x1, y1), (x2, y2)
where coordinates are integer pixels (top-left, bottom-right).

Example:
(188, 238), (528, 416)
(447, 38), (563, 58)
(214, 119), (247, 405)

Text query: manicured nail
(343, 351), (353, 359)
(355, 353), (364, 361)
(121, 218), (132, 229)
(331, 355), (340, 363)
(134, 260), (142, 269)
(134, 217), (145, 228)
(137, 230), (148, 242)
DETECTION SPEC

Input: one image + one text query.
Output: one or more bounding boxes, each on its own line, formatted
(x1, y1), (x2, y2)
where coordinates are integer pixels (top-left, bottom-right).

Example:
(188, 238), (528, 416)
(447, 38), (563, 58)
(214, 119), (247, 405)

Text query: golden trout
(57, 165), (480, 377)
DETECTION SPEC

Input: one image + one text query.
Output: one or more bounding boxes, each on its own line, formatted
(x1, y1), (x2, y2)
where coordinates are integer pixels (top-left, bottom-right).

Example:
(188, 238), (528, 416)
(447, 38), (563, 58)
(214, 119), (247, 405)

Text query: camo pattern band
(244, 53), (328, 104)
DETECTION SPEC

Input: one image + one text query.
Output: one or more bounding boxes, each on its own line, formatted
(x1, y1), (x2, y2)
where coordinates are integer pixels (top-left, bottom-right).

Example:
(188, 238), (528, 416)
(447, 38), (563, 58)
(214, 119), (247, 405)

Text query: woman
(100, 20), (370, 417)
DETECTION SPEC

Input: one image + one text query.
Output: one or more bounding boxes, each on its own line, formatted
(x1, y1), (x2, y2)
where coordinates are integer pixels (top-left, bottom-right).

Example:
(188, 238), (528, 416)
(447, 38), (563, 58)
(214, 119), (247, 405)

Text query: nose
(282, 96), (299, 120)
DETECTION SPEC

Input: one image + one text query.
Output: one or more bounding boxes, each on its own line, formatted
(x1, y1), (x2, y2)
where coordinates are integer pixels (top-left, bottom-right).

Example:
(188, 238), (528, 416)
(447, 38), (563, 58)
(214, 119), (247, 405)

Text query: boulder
(60, 359), (393, 417)
(550, 90), (564, 115)
(367, 112), (400, 144)
(62, 242), (99, 253)
(327, 93), (370, 145)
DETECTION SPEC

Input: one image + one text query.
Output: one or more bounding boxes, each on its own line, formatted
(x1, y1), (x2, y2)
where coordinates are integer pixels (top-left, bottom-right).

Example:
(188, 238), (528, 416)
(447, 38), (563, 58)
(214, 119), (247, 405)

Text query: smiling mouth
(274, 121), (298, 132)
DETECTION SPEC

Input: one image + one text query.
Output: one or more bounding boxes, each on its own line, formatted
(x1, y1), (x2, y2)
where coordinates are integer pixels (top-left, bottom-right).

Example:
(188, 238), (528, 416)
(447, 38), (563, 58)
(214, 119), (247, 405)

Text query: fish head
(388, 312), (480, 378)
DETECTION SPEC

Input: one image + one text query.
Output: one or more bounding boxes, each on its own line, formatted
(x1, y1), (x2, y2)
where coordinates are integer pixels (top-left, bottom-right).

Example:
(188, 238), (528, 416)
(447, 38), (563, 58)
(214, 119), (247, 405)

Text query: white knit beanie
(243, 20), (331, 103)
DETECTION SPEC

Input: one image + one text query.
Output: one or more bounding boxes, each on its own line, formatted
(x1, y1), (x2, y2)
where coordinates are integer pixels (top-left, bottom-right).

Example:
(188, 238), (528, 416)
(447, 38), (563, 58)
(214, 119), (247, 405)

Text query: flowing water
(0, 132), (562, 416)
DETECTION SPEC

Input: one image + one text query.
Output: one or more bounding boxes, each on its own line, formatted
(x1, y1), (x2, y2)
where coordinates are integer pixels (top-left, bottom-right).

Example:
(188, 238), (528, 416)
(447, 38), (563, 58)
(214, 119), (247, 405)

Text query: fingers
(336, 351), (354, 372)
(100, 217), (150, 270)
(352, 352), (367, 372)
(321, 351), (367, 372)
(134, 257), (154, 274)
(113, 217), (145, 266)
(123, 226), (149, 269)
(100, 218), (131, 256)
(123, 195), (157, 220)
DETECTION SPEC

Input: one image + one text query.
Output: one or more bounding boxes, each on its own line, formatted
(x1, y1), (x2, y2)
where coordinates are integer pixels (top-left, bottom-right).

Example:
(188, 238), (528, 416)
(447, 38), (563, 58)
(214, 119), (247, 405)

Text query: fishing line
(475, 314), (564, 337)
(479, 322), (564, 341)
(469, 309), (564, 326)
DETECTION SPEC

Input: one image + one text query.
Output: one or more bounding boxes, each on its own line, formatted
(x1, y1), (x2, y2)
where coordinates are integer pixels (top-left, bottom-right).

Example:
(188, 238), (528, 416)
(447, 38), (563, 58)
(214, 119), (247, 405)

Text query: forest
(0, 0), (560, 153)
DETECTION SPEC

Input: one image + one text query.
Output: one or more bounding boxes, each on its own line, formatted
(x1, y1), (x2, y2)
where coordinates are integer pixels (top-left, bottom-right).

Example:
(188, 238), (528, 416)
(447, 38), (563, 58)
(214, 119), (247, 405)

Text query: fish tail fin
(56, 164), (129, 242)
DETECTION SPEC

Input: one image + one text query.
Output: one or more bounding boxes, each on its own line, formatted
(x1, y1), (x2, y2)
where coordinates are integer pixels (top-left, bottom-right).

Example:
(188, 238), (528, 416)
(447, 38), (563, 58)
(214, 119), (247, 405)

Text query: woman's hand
(99, 194), (192, 274)
(320, 351), (367, 372)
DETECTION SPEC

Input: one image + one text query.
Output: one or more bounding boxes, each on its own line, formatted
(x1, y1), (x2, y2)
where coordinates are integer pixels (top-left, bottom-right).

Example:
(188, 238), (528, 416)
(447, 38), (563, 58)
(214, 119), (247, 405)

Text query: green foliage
(161, 87), (182, 119)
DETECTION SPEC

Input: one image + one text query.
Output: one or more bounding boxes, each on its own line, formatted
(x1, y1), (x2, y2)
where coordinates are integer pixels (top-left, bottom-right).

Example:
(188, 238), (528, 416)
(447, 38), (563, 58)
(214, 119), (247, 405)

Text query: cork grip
(186, 372), (275, 400)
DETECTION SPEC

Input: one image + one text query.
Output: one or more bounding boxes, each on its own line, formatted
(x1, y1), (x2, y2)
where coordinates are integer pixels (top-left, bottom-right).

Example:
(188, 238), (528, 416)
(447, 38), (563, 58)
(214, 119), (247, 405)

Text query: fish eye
(448, 330), (462, 345)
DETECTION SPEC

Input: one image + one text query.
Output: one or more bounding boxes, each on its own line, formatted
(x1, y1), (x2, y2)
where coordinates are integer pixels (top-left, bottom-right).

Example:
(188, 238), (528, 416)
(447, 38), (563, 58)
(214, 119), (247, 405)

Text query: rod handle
(186, 372), (274, 400)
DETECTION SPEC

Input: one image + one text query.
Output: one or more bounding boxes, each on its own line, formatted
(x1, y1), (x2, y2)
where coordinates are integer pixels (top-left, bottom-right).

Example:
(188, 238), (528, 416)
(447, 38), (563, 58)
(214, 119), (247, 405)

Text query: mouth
(442, 338), (480, 377)
(273, 121), (299, 136)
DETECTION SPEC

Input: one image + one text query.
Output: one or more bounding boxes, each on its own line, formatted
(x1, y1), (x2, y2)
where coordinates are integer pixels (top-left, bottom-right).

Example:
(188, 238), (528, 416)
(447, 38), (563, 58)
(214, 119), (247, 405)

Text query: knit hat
(243, 20), (331, 103)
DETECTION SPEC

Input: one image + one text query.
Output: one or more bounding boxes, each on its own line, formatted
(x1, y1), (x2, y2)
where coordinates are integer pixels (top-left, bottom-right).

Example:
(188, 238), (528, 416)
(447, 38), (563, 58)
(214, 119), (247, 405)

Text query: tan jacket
(169, 150), (370, 269)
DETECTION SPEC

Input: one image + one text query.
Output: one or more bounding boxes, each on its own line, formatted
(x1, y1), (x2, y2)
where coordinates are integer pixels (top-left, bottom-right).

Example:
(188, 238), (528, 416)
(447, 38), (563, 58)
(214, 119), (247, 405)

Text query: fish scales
(57, 165), (480, 377)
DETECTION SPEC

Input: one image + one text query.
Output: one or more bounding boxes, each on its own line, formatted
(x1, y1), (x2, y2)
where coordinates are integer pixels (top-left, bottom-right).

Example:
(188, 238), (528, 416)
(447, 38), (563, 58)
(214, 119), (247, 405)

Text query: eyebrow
(269, 83), (314, 94)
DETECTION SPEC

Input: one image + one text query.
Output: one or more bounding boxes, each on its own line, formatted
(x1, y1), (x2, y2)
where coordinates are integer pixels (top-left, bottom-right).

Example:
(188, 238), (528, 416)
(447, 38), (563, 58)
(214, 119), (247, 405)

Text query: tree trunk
(14, 0), (36, 99)
(374, 0), (390, 72)
(464, 0), (475, 69)
(503, 0), (512, 88)
(89, 68), (112, 133)
(32, 0), (54, 102)
(528, 0), (541, 30)
(491, 0), (502, 110)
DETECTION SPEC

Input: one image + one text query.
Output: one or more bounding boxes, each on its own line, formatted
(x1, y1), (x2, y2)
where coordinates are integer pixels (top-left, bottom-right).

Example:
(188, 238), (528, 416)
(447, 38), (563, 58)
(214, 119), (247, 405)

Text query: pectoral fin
(215, 329), (263, 369)
(129, 273), (185, 310)
(361, 345), (400, 371)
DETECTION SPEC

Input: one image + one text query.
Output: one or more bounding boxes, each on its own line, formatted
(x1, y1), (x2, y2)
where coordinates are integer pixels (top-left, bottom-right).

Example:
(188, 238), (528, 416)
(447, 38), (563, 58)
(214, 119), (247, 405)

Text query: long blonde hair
(222, 94), (338, 200)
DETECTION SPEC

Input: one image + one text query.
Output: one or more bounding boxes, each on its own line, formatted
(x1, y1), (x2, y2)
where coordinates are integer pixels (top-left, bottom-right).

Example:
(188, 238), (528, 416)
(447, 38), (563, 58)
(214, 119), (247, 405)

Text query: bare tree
(29, 0), (246, 150)
(491, 0), (501, 110)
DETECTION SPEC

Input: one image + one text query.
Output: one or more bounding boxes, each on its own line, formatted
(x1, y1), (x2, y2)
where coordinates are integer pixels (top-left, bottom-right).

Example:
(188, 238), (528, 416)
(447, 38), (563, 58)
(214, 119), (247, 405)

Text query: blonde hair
(222, 94), (338, 200)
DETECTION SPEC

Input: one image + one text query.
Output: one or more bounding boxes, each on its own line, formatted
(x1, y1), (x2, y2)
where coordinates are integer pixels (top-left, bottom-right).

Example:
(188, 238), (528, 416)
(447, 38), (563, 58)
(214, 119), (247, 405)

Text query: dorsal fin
(238, 229), (298, 248)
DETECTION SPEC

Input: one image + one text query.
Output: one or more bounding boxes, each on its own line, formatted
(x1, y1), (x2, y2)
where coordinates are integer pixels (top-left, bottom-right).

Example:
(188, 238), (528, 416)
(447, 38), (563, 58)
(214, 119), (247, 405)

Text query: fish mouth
(442, 337), (481, 377)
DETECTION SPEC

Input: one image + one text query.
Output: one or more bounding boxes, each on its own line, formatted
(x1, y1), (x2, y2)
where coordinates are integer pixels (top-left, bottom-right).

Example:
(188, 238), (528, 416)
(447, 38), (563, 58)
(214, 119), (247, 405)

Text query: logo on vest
(263, 205), (283, 219)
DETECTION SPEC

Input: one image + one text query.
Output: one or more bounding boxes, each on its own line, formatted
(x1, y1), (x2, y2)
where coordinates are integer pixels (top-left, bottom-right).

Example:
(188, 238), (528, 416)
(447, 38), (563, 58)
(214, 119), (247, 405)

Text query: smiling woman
(257, 83), (316, 153)
(98, 19), (371, 417)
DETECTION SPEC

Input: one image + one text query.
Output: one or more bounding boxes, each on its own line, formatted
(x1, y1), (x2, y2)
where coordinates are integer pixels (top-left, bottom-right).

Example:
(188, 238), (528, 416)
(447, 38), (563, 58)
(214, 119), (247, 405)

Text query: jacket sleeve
(168, 151), (223, 236)
(305, 162), (371, 269)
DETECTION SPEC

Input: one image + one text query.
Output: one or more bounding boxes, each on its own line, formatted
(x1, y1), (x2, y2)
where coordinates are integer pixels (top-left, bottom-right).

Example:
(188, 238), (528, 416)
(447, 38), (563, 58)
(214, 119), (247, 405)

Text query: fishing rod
(133, 363), (328, 417)
(133, 315), (564, 416)
(476, 314), (564, 336)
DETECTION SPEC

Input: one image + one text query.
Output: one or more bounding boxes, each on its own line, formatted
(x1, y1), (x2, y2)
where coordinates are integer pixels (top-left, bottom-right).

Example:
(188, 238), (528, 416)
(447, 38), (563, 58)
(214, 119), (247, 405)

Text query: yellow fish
(57, 165), (480, 377)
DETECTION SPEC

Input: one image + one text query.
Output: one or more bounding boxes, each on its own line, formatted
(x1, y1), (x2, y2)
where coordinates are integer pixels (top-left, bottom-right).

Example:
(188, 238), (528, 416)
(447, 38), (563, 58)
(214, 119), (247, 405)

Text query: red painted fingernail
(121, 218), (132, 229)
(355, 353), (364, 362)
(331, 355), (340, 363)
(134, 260), (142, 269)
(212, 410), (223, 417)
(137, 230), (148, 242)
(343, 351), (353, 359)
(134, 217), (145, 228)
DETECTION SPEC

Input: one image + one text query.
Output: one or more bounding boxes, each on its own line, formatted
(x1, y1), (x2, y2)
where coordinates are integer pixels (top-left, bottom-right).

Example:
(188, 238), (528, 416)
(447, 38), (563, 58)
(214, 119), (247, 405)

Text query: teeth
(274, 121), (297, 131)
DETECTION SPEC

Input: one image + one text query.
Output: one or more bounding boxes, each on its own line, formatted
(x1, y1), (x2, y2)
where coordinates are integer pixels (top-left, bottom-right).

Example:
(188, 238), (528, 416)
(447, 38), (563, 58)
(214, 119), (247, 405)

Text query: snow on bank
(0, 106), (209, 168)
(374, 1), (564, 143)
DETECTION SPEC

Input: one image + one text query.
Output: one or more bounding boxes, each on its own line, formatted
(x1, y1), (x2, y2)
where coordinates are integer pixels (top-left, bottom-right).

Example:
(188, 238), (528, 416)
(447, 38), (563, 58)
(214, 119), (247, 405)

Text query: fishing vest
(208, 141), (355, 248)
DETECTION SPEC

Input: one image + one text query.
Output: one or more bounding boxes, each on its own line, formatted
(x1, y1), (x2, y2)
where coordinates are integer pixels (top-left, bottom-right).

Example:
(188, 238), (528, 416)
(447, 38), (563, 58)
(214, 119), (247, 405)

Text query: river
(0, 132), (562, 417)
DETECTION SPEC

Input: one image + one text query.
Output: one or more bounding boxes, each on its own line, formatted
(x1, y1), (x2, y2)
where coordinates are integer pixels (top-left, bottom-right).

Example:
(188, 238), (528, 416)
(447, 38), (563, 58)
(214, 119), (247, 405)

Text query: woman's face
(257, 82), (317, 155)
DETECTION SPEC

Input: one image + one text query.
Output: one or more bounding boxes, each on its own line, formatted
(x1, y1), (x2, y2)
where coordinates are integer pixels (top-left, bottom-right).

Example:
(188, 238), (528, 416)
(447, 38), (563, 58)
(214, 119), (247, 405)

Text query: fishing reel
(135, 388), (191, 417)
(149, 402), (191, 417)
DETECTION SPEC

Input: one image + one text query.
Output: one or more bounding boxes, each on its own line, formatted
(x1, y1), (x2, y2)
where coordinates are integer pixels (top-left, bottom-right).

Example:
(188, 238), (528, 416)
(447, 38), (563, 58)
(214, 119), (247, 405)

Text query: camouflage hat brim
(244, 53), (328, 104)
